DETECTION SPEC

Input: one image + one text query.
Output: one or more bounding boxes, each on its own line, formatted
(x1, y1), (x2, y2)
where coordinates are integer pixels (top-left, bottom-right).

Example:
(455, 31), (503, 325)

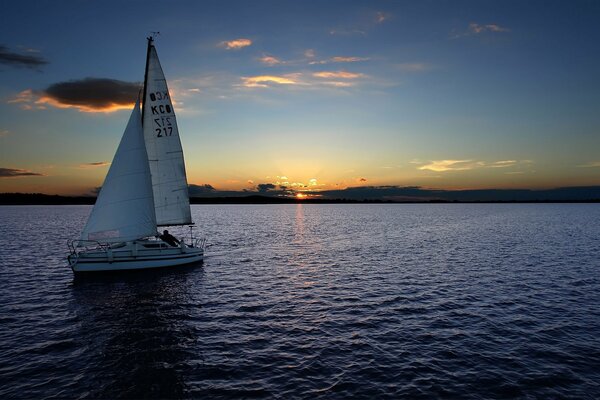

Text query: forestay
(80, 100), (157, 243)
(142, 41), (192, 226)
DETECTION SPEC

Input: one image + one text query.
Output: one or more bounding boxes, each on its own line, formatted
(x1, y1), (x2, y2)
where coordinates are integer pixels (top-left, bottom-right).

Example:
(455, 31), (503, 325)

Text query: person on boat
(159, 230), (180, 247)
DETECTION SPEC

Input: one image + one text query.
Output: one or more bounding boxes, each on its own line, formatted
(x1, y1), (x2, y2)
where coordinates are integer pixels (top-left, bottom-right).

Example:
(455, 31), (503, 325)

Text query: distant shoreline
(1, 193), (598, 205)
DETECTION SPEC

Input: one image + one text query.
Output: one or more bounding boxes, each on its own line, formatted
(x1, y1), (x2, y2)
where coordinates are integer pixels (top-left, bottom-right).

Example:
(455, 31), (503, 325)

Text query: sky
(1, 0), (599, 197)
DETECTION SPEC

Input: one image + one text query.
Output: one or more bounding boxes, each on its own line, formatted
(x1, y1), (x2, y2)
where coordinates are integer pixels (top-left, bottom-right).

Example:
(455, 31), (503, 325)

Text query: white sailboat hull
(68, 240), (203, 273)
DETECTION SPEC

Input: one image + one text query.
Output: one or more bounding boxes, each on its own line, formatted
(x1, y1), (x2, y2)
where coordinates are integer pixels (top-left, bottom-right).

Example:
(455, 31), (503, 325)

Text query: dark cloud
(0, 45), (48, 69)
(43, 78), (141, 111)
(0, 167), (43, 178)
(79, 161), (110, 168)
(257, 183), (276, 192)
(188, 184), (216, 196)
(188, 184), (251, 198)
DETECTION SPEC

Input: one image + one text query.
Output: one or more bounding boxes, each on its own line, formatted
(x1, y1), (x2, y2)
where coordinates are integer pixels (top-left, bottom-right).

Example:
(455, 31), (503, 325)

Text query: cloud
(238, 69), (373, 91)
(329, 29), (367, 36)
(469, 23), (510, 34)
(321, 81), (355, 87)
(257, 183), (276, 192)
(310, 56), (370, 65)
(258, 55), (282, 66)
(240, 74), (300, 88)
(375, 11), (391, 24)
(578, 161), (600, 168)
(487, 160), (518, 168)
(0, 167), (43, 178)
(418, 160), (482, 172)
(188, 184), (216, 196)
(330, 10), (390, 37)
(78, 161), (110, 169)
(255, 53), (369, 67)
(396, 63), (431, 72)
(332, 56), (369, 63)
(359, 177), (367, 182)
(220, 38), (252, 50)
(452, 23), (510, 39)
(7, 89), (36, 110)
(313, 71), (365, 79)
(0, 45), (48, 69)
(417, 159), (531, 172)
(0, 129), (8, 137)
(9, 78), (141, 113)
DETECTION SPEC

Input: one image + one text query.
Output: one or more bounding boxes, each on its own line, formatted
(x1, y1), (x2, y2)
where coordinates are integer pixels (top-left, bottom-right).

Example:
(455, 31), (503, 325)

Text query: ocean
(0, 204), (599, 398)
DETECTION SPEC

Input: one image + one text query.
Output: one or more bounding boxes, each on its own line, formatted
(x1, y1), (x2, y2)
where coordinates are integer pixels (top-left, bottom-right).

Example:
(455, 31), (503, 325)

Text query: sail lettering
(154, 117), (172, 128)
(149, 91), (170, 102)
(156, 127), (173, 137)
(150, 105), (173, 115)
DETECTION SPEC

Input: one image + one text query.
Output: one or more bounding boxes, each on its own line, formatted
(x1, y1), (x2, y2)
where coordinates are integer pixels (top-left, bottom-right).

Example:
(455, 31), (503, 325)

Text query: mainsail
(80, 99), (157, 243)
(142, 38), (192, 226)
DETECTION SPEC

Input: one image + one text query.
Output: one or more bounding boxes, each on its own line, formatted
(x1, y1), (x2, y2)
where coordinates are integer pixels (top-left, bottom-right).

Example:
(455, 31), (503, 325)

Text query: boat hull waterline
(69, 241), (203, 272)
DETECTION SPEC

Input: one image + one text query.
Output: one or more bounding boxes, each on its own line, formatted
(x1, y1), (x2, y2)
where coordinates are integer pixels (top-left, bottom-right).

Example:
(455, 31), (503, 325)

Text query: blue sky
(1, 0), (599, 195)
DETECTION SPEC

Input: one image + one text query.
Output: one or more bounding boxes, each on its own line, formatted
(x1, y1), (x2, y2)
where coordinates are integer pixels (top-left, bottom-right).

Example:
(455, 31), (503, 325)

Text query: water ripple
(0, 204), (599, 398)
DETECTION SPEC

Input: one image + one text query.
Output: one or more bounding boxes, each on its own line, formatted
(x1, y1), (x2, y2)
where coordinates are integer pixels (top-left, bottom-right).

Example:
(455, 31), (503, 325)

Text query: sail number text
(154, 117), (173, 137)
(148, 90), (175, 137)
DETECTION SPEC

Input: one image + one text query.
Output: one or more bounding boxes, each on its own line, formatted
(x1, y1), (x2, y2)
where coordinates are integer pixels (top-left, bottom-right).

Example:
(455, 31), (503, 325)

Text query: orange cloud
(323, 81), (355, 87)
(240, 75), (299, 88)
(419, 160), (481, 172)
(418, 159), (529, 172)
(310, 56), (369, 65)
(331, 56), (369, 63)
(313, 71), (365, 79)
(258, 55), (282, 65)
(220, 38), (252, 50)
(36, 95), (133, 113)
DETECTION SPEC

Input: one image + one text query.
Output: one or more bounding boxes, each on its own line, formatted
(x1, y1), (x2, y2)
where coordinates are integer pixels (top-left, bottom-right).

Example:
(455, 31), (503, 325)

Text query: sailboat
(68, 37), (204, 273)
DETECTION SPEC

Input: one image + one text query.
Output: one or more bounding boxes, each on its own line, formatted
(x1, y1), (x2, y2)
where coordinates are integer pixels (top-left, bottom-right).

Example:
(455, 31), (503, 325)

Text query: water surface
(0, 204), (599, 398)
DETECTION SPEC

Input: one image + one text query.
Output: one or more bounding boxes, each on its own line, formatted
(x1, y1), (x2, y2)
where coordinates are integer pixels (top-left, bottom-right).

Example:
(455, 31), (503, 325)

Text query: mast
(141, 36), (153, 124)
